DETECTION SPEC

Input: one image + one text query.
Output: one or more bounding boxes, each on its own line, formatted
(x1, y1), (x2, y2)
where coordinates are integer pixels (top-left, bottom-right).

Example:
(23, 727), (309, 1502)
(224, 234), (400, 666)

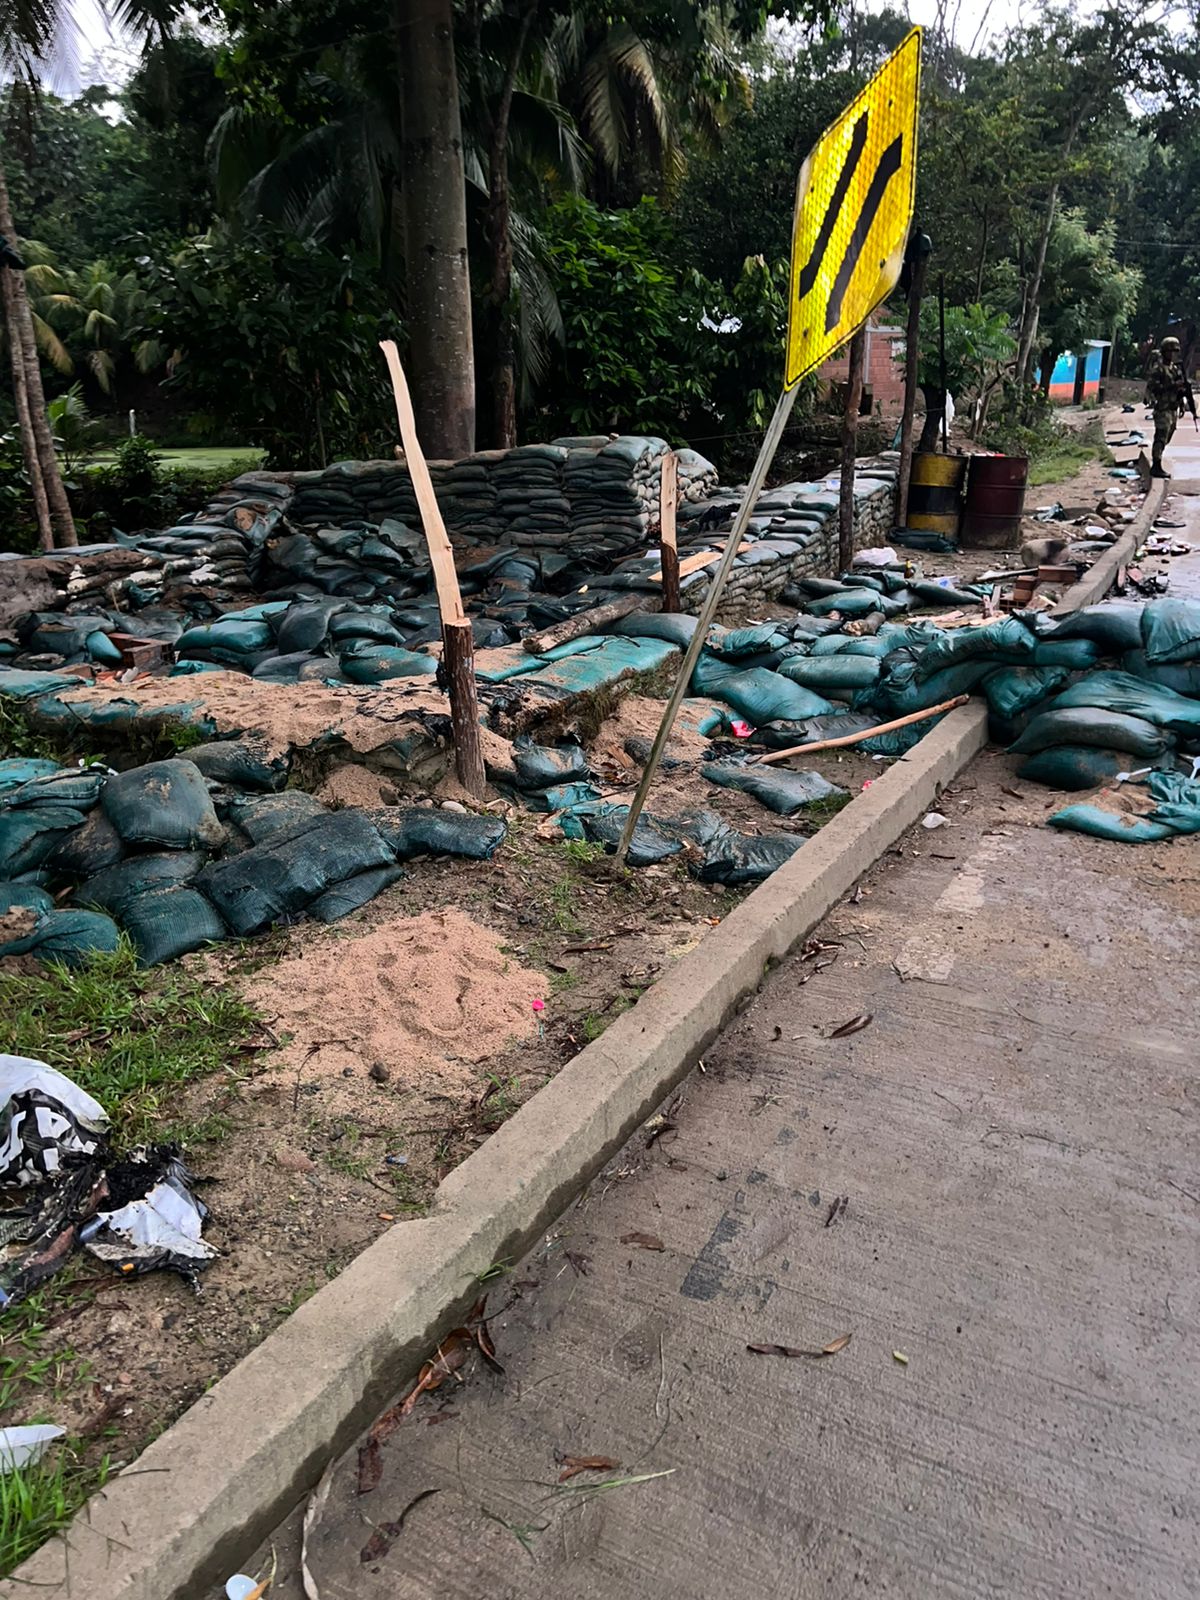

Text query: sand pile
(243, 909), (546, 1108)
(589, 694), (714, 772)
(314, 763), (396, 808)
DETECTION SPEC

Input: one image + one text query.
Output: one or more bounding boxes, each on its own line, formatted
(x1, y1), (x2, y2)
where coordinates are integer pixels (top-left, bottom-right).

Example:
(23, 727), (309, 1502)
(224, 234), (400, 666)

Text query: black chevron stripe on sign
(823, 134), (905, 333)
(796, 113), (869, 301)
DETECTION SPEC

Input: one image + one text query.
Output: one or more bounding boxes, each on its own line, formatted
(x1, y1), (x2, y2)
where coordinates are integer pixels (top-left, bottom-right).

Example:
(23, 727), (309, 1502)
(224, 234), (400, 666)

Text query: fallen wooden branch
(522, 593), (655, 656)
(750, 695), (970, 764)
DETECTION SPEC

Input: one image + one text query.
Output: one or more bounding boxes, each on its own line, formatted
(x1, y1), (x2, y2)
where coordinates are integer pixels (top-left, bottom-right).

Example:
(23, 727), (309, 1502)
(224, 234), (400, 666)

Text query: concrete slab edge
(1053, 477), (1166, 615)
(4, 701), (989, 1600)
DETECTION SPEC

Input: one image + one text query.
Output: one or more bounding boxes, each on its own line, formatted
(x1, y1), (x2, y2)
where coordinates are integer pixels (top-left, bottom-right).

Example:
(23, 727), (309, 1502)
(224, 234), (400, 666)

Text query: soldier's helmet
(1162, 336), (1181, 353)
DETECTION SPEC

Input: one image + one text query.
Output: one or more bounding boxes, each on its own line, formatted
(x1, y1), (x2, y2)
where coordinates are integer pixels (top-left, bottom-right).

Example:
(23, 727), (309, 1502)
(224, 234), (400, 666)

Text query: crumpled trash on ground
(0, 1424), (66, 1474)
(1, 1056), (215, 1308)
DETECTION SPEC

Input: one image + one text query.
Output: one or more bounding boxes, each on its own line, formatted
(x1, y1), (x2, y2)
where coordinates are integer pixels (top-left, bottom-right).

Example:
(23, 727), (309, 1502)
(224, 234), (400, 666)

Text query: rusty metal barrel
(961, 454), (1029, 550)
(905, 452), (967, 538)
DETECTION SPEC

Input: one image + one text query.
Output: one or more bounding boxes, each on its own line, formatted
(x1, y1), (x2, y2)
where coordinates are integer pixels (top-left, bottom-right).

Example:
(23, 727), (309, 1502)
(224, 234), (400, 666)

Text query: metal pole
(613, 385), (799, 867)
(896, 249), (928, 525)
(838, 328), (866, 573)
(938, 273), (948, 454)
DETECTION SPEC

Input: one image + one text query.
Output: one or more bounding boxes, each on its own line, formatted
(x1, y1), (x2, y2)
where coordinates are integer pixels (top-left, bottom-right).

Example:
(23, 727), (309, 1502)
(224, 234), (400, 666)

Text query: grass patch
(86, 446), (263, 472)
(1027, 436), (1113, 487)
(0, 1448), (109, 1579)
(582, 997), (633, 1042)
(2, 942), (261, 1143)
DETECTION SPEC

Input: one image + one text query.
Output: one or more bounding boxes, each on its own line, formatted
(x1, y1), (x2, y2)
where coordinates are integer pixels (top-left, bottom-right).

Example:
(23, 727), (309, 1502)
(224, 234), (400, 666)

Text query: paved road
(243, 447), (1200, 1600)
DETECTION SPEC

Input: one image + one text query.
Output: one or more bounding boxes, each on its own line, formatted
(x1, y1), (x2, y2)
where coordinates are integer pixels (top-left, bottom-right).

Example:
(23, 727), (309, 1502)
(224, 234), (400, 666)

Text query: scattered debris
(0, 1424), (65, 1474)
(824, 1194), (849, 1227)
(358, 1489), (440, 1563)
(828, 1013), (873, 1040)
(921, 811), (948, 830)
(620, 1231), (666, 1251)
(746, 1332), (852, 1359)
(301, 1461), (334, 1600)
(556, 1454), (621, 1483)
(892, 1350), (909, 1365)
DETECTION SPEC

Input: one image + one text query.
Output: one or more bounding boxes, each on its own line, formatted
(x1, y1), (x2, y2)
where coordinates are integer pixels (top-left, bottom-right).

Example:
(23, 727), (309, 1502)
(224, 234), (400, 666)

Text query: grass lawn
(86, 446), (264, 472)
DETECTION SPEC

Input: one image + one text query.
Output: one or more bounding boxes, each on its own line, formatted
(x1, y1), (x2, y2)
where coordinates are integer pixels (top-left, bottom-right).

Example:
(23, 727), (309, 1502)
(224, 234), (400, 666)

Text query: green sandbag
(0, 805), (88, 876)
(982, 666), (1069, 721)
(860, 719), (940, 756)
(1031, 638), (1100, 670)
(873, 660), (995, 716)
(914, 615), (1036, 679)
(328, 612), (408, 647)
(1048, 805), (1173, 843)
(102, 759), (226, 851)
(372, 809), (507, 862)
(806, 636), (852, 656)
(1144, 770), (1200, 834)
(692, 825), (803, 885)
(177, 619), (273, 658)
(690, 651), (744, 696)
(1016, 746), (1128, 791)
(1047, 670), (1200, 734)
(511, 737), (590, 791)
(1047, 603), (1143, 653)
(536, 781), (605, 812)
(120, 885), (227, 966)
(775, 655), (881, 697)
(199, 811), (395, 935)
(0, 758), (59, 792)
(77, 851), (207, 916)
(1009, 707), (1171, 759)
(5, 770), (106, 809)
(711, 668), (837, 724)
(613, 613), (698, 648)
(0, 881), (53, 912)
(45, 809), (125, 877)
(183, 740), (289, 793)
(0, 907), (121, 965)
(752, 714), (878, 749)
(701, 762), (847, 815)
(0, 668), (80, 700)
(85, 630), (123, 665)
(1120, 651), (1200, 696)
(578, 806), (682, 867)
(1141, 598), (1200, 664)
(170, 660), (231, 676)
(805, 588), (904, 618)
(309, 864), (406, 923)
(223, 791), (326, 844)
(339, 643), (437, 683)
(709, 624), (790, 661)
(905, 578), (984, 607)
(275, 602), (344, 654)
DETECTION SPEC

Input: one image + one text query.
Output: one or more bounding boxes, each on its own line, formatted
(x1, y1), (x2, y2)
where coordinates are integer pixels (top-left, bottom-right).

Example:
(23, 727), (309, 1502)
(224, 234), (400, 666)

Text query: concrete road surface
(240, 443), (1200, 1600)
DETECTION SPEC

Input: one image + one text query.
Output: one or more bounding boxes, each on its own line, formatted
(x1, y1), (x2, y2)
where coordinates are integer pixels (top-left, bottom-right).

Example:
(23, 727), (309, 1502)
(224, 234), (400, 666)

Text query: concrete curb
(1053, 477), (1166, 616)
(5, 703), (988, 1600)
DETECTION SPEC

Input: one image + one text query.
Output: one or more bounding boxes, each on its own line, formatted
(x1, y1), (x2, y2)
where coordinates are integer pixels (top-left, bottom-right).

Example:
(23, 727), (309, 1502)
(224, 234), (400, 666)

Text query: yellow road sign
(785, 28), (922, 390)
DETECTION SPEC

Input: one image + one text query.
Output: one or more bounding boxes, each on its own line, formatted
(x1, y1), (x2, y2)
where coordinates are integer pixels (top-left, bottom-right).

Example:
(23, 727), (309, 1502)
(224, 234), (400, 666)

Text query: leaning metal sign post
(613, 29), (922, 867)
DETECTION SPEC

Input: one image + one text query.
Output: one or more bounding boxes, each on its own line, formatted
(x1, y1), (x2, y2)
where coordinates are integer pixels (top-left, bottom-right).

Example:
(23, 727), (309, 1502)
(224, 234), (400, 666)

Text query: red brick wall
(820, 321), (907, 417)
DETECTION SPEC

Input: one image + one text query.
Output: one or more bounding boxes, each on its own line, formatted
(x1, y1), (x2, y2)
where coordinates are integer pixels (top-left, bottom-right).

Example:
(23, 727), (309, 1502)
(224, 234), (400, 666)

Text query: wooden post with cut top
(659, 450), (681, 613)
(379, 339), (485, 798)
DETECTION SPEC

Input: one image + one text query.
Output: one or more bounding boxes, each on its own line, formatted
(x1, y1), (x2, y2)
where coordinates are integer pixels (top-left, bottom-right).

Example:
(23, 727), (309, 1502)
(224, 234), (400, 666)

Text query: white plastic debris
(225, 1577), (259, 1600)
(852, 546), (897, 567)
(0, 1425), (66, 1475)
(83, 1161), (216, 1271)
(0, 1055), (108, 1187)
(921, 812), (948, 830)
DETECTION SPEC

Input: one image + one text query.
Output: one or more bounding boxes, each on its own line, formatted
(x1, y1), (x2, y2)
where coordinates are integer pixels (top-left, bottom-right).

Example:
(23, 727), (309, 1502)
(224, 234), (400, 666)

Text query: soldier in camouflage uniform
(1146, 335), (1186, 477)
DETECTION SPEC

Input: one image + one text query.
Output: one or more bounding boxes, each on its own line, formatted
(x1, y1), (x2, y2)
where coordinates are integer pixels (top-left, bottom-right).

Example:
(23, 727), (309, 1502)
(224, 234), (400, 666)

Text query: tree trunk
(0, 157), (76, 548)
(484, 2), (537, 450)
(1, 268), (53, 551)
(917, 383), (947, 453)
(395, 0), (475, 458)
(974, 209), (989, 303)
(1014, 180), (1058, 387)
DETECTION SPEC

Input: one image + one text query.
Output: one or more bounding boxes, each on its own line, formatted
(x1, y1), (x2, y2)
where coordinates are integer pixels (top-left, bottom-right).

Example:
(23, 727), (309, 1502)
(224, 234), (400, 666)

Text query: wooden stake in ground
(750, 695), (968, 764)
(613, 386), (800, 868)
(838, 328), (867, 573)
(896, 238), (930, 526)
(659, 450), (681, 613)
(378, 339), (485, 799)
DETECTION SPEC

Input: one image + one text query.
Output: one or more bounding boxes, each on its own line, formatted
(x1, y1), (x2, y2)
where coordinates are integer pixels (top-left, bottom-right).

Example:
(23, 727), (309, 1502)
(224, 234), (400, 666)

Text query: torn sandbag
(692, 825), (803, 885)
(511, 736), (590, 792)
(80, 1146), (215, 1285)
(199, 810), (395, 935)
(372, 808), (507, 862)
(102, 759), (226, 852)
(1009, 707), (1172, 760)
(1016, 746), (1130, 790)
(701, 762), (847, 816)
(119, 885), (227, 966)
(0, 1055), (107, 1187)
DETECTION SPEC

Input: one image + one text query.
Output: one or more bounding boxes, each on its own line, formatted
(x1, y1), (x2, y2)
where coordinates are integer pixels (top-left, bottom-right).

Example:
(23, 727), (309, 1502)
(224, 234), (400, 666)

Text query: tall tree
(395, 0), (476, 456)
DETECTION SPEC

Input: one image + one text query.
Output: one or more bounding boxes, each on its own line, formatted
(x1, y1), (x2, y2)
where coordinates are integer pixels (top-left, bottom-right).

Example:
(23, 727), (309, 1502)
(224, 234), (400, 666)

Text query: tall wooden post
(896, 245), (929, 526)
(659, 450), (681, 613)
(379, 340), (485, 798)
(838, 328), (867, 573)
